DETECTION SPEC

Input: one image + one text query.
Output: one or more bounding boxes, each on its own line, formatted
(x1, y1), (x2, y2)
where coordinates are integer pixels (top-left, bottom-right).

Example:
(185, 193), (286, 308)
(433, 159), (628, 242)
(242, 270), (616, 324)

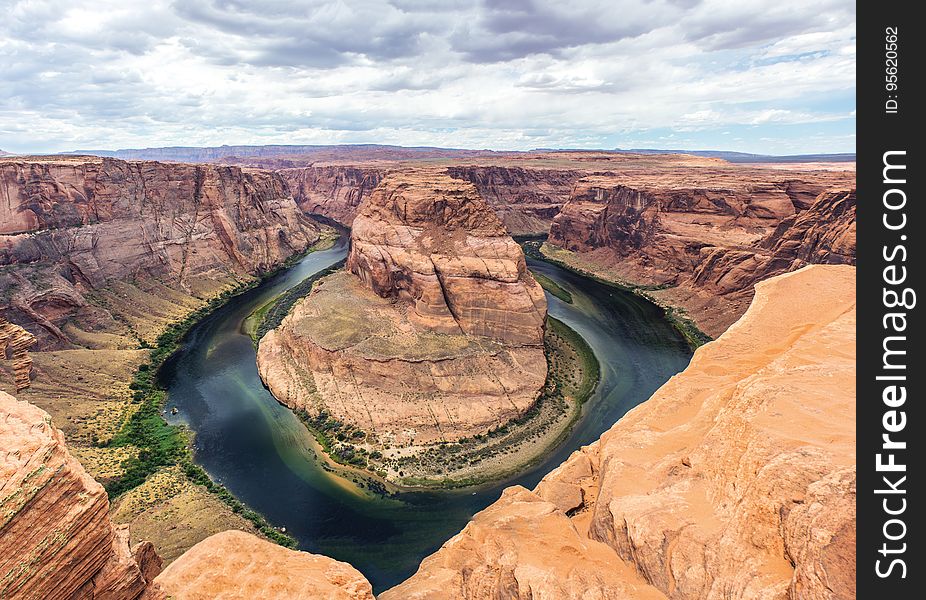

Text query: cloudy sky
(1, 0), (855, 155)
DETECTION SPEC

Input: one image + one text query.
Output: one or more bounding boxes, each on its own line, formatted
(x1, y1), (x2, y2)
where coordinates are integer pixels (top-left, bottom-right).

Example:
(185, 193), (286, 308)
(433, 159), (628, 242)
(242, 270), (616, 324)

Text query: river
(160, 235), (692, 593)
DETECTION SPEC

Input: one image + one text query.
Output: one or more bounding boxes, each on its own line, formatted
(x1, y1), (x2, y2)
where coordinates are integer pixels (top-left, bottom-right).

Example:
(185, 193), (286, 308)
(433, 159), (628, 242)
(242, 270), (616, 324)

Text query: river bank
(103, 231), (342, 552)
(525, 240), (712, 349)
(157, 238), (692, 591)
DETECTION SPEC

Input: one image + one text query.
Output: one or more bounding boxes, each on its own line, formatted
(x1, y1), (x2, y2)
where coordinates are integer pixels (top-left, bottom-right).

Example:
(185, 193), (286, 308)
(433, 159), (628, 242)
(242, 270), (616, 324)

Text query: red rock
(147, 530), (374, 600)
(0, 156), (321, 349)
(0, 390), (156, 599)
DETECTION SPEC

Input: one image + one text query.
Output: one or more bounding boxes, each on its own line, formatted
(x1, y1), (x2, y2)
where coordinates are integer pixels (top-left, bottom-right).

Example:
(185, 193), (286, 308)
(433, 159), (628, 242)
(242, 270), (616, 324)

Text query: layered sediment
(546, 171), (855, 335)
(0, 156), (321, 350)
(0, 390), (159, 599)
(386, 264), (856, 599)
(279, 165), (385, 225)
(258, 170), (547, 454)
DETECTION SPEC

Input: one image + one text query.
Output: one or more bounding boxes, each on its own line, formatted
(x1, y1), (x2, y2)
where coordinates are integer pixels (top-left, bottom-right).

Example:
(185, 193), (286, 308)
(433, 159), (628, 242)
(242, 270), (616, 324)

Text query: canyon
(1, 155), (322, 351)
(257, 170), (550, 481)
(0, 149), (856, 599)
(0, 154), (328, 575)
(1, 263), (856, 599)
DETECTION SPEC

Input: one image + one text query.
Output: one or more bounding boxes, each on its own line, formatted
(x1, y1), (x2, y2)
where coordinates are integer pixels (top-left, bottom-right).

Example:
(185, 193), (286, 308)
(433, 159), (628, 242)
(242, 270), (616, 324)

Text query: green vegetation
(248, 260), (346, 343)
(100, 235), (346, 548)
(533, 271), (573, 304)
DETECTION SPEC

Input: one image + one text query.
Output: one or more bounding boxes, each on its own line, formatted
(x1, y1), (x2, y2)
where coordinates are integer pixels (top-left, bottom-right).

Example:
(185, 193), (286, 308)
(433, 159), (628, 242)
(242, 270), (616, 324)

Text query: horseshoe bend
(1, 135), (857, 600)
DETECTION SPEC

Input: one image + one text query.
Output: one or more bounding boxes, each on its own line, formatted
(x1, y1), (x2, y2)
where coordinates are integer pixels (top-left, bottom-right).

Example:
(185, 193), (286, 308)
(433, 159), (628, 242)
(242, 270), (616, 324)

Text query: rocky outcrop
(0, 390), (159, 599)
(277, 164), (578, 235)
(0, 318), (34, 391)
(379, 486), (666, 600)
(446, 166), (580, 234)
(546, 170), (856, 335)
(278, 165), (385, 225)
(347, 171), (547, 345)
(146, 530), (374, 600)
(258, 171), (547, 449)
(0, 156), (321, 349)
(386, 264), (856, 599)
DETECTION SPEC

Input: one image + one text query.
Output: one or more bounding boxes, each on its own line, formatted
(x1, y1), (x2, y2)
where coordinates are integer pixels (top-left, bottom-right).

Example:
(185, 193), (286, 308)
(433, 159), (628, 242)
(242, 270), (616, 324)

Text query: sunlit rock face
(258, 171), (548, 447)
(0, 156), (321, 350)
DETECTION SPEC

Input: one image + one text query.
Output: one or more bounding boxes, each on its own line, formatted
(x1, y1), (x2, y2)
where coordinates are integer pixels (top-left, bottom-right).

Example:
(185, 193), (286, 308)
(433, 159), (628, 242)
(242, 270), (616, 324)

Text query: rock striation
(0, 390), (160, 599)
(0, 156), (321, 349)
(446, 166), (580, 234)
(146, 530), (374, 600)
(279, 165), (385, 225)
(258, 171), (547, 448)
(386, 264), (856, 599)
(547, 171), (855, 335)
(0, 318), (35, 391)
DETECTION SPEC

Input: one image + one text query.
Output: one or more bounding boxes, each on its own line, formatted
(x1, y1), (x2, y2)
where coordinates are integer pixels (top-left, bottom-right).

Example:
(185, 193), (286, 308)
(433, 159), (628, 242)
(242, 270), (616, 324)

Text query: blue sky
(0, 0), (856, 155)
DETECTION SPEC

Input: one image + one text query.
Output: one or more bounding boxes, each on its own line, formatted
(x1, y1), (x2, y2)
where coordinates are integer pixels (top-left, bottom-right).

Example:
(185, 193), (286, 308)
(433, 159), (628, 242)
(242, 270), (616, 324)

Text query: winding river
(160, 235), (692, 593)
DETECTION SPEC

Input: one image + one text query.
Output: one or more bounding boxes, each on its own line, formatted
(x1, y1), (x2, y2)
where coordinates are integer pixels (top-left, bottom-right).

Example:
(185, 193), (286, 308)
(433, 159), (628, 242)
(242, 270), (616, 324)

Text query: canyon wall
(278, 165), (385, 225)
(258, 170), (547, 452)
(546, 172), (855, 336)
(446, 166), (580, 234)
(278, 164), (579, 235)
(0, 156), (321, 351)
(0, 390), (160, 599)
(384, 264), (856, 599)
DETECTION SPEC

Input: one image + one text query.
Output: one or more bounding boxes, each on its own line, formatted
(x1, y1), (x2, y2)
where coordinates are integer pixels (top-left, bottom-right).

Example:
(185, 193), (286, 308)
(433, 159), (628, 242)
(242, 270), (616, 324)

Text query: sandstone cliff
(279, 165), (385, 225)
(0, 390), (160, 599)
(546, 171), (855, 335)
(0, 318), (34, 391)
(385, 264), (856, 599)
(0, 156), (321, 350)
(446, 166), (580, 234)
(277, 164), (578, 235)
(145, 530), (374, 600)
(258, 171), (547, 455)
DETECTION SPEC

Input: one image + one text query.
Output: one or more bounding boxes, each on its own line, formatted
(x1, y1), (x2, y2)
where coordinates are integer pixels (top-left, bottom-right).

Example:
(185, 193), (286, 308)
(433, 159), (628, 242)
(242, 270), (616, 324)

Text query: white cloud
(0, 0), (856, 154)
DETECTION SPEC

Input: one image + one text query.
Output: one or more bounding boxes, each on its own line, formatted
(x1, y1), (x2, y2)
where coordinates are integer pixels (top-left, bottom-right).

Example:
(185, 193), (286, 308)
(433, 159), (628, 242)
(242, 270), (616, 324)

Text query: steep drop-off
(278, 165), (385, 226)
(385, 264), (856, 599)
(258, 170), (548, 472)
(446, 166), (580, 234)
(546, 172), (855, 335)
(0, 390), (160, 599)
(0, 156), (321, 351)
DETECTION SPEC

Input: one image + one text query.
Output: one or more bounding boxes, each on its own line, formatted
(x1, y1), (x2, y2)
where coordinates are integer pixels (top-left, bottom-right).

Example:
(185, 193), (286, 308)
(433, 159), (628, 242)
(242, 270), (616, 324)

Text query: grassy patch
(100, 236), (350, 548)
(533, 271), (573, 304)
(248, 260), (346, 344)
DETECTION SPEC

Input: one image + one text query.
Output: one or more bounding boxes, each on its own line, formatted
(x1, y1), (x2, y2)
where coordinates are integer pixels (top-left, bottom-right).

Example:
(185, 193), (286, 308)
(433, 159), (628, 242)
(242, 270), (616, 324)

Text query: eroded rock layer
(547, 171), (855, 335)
(0, 390), (159, 599)
(0, 318), (34, 391)
(446, 166), (580, 234)
(258, 171), (547, 446)
(0, 156), (321, 350)
(388, 264), (856, 600)
(279, 165), (385, 225)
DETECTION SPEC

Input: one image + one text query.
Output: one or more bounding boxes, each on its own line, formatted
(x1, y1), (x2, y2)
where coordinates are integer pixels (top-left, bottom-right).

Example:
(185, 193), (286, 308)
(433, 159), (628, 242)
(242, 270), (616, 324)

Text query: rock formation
(546, 171), (855, 335)
(258, 171), (547, 449)
(279, 165), (385, 225)
(0, 318), (35, 391)
(446, 166), (580, 234)
(0, 156), (321, 349)
(0, 390), (159, 599)
(146, 530), (374, 600)
(386, 264), (856, 599)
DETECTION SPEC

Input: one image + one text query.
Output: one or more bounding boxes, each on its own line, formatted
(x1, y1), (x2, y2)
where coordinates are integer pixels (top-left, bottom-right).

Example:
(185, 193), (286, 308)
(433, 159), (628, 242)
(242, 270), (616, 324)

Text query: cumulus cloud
(0, 0), (856, 154)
